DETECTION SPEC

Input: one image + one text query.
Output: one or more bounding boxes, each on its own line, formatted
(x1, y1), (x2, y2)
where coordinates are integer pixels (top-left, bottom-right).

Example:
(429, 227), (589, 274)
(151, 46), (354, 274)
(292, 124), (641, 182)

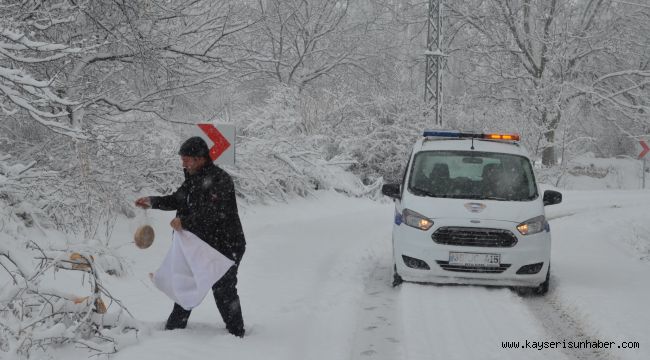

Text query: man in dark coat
(135, 136), (246, 337)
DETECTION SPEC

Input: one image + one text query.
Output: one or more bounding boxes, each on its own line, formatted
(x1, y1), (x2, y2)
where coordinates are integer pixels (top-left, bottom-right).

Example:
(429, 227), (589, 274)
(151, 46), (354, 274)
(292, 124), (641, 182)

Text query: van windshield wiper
(439, 194), (489, 199)
(452, 194), (483, 199)
(481, 196), (509, 201)
(410, 187), (439, 197)
(432, 194), (510, 201)
(410, 187), (462, 198)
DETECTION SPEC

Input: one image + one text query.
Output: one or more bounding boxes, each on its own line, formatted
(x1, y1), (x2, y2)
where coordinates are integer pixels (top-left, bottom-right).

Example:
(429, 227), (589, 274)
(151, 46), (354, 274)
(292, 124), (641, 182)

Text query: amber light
(485, 133), (520, 141)
(517, 223), (529, 235)
(418, 218), (433, 230)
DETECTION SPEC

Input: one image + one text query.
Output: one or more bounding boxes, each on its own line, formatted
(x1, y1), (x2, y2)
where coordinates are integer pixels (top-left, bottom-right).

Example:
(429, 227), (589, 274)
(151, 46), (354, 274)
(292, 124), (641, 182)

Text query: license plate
(449, 252), (500, 267)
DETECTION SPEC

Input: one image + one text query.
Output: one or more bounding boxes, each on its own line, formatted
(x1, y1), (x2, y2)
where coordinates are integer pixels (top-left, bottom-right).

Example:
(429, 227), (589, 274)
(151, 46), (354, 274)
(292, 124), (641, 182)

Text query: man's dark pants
(165, 265), (244, 336)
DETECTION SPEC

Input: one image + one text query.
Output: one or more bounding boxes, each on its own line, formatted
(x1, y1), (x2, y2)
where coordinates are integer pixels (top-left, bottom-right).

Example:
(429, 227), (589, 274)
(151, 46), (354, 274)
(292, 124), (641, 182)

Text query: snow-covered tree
(234, 0), (369, 91)
(445, 0), (650, 164)
(0, 2), (86, 137)
(2, 0), (256, 240)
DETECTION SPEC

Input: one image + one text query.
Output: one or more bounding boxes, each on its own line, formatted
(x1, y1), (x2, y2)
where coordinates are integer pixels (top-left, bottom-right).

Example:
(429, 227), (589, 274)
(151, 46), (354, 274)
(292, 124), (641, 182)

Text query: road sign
(193, 123), (235, 166)
(638, 140), (649, 159)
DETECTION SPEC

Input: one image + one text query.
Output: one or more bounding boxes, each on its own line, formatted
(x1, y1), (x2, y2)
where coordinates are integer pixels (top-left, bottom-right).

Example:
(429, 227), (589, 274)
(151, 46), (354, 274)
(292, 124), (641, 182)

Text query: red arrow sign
(639, 140), (650, 159)
(197, 124), (231, 161)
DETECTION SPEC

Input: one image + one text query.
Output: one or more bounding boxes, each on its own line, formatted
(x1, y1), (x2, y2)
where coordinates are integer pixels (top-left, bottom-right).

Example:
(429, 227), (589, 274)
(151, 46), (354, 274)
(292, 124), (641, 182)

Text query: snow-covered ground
(556, 153), (647, 190)
(19, 184), (645, 360)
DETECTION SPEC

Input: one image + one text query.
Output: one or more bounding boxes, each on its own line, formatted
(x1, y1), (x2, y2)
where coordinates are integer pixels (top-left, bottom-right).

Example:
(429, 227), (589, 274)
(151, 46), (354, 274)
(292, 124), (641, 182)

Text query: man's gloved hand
(135, 197), (151, 209)
(170, 217), (183, 231)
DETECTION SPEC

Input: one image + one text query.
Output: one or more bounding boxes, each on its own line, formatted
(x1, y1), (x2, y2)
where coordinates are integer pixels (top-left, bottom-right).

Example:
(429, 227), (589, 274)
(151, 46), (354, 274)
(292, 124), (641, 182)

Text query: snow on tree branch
(0, 28), (86, 138)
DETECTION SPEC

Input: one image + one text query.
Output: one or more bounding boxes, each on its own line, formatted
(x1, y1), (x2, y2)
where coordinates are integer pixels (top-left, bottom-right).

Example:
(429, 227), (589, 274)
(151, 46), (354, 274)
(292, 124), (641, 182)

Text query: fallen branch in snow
(0, 241), (140, 358)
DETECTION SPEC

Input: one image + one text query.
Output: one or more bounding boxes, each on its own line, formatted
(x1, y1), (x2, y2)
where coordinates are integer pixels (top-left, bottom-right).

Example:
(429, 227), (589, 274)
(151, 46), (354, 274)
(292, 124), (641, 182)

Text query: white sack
(153, 230), (234, 310)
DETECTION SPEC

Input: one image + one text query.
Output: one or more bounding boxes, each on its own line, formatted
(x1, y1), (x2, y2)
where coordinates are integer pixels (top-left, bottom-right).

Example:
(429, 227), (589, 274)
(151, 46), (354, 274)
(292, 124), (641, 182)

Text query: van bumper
(393, 220), (551, 288)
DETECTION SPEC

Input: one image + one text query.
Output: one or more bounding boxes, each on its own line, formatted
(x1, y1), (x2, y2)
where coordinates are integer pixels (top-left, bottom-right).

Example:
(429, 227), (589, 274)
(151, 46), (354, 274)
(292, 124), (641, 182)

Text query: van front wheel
(533, 266), (550, 296)
(515, 266), (550, 296)
(392, 264), (403, 287)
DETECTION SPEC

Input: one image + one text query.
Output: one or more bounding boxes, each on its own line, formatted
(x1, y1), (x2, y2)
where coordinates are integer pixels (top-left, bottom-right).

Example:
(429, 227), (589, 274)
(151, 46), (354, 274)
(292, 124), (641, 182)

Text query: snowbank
(548, 153), (647, 190)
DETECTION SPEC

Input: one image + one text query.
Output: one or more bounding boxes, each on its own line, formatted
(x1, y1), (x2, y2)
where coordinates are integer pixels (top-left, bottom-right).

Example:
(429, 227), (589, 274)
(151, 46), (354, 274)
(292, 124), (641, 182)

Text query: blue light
(423, 130), (461, 137)
(394, 211), (402, 225)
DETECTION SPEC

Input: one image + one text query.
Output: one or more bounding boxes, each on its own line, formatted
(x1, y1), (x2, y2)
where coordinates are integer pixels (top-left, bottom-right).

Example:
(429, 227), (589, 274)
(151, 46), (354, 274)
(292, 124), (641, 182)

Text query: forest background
(2, 0), (649, 238)
(0, 0), (649, 355)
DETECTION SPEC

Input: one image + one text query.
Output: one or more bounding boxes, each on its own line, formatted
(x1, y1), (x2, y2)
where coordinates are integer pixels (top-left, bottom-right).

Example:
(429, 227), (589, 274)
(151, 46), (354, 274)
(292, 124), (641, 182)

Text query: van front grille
(432, 227), (517, 247)
(436, 261), (511, 273)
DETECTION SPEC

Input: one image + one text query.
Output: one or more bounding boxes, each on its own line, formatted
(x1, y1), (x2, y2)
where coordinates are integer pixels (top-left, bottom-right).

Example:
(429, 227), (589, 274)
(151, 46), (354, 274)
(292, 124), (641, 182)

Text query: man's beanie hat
(178, 136), (210, 158)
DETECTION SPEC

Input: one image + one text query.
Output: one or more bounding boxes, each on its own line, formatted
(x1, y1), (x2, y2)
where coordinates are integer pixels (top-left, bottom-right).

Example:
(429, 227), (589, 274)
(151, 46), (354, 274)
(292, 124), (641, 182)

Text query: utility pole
(424, 0), (444, 126)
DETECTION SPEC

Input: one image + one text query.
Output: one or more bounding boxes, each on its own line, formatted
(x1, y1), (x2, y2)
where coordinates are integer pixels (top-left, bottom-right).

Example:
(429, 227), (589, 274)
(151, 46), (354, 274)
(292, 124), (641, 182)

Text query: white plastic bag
(153, 230), (234, 310)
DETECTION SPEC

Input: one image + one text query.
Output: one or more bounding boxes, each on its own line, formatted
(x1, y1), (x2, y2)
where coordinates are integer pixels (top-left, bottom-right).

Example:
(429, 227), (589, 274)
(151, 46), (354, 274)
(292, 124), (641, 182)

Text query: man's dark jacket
(150, 162), (245, 262)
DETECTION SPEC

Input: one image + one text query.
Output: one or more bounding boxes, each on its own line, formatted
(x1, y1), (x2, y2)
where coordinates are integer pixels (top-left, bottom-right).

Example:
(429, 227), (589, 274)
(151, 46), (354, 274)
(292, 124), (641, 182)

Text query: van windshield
(408, 151), (538, 201)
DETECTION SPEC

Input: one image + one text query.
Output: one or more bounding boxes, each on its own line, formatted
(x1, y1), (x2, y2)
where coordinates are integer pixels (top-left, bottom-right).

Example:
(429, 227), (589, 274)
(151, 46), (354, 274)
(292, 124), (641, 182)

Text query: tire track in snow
(530, 195), (628, 360)
(523, 280), (619, 360)
(350, 270), (566, 360)
(398, 284), (547, 360)
(349, 259), (402, 360)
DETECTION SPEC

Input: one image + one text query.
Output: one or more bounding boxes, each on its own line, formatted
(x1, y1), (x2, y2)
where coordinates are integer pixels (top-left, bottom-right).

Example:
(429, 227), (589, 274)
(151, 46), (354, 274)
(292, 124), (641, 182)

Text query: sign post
(639, 140), (649, 189)
(192, 123), (236, 166)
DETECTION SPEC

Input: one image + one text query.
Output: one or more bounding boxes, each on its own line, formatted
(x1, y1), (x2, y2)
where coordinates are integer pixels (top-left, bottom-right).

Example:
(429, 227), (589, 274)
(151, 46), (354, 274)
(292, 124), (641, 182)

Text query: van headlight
(516, 215), (547, 235)
(403, 209), (434, 231)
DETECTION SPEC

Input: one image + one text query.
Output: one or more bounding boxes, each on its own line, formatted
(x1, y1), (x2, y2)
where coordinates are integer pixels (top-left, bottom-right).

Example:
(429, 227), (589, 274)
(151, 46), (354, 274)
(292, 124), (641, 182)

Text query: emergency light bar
(484, 133), (520, 141)
(423, 130), (520, 142)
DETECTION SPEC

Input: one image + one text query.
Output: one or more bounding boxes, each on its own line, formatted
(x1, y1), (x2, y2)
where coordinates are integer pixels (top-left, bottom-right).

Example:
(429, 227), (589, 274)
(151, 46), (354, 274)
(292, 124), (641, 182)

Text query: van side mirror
(543, 190), (562, 206)
(382, 183), (401, 199)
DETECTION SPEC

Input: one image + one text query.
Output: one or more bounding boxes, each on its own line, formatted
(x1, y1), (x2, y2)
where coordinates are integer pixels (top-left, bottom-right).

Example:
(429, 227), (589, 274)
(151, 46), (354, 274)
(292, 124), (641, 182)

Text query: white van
(382, 130), (562, 295)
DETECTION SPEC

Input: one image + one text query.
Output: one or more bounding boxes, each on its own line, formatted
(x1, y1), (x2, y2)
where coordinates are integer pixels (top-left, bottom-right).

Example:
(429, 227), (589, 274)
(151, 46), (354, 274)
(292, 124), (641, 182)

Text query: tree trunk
(541, 110), (561, 166)
(542, 128), (556, 166)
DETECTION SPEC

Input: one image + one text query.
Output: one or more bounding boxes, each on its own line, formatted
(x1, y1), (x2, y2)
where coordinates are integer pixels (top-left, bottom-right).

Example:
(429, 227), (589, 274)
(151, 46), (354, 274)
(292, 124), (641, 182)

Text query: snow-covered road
(58, 190), (649, 360)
